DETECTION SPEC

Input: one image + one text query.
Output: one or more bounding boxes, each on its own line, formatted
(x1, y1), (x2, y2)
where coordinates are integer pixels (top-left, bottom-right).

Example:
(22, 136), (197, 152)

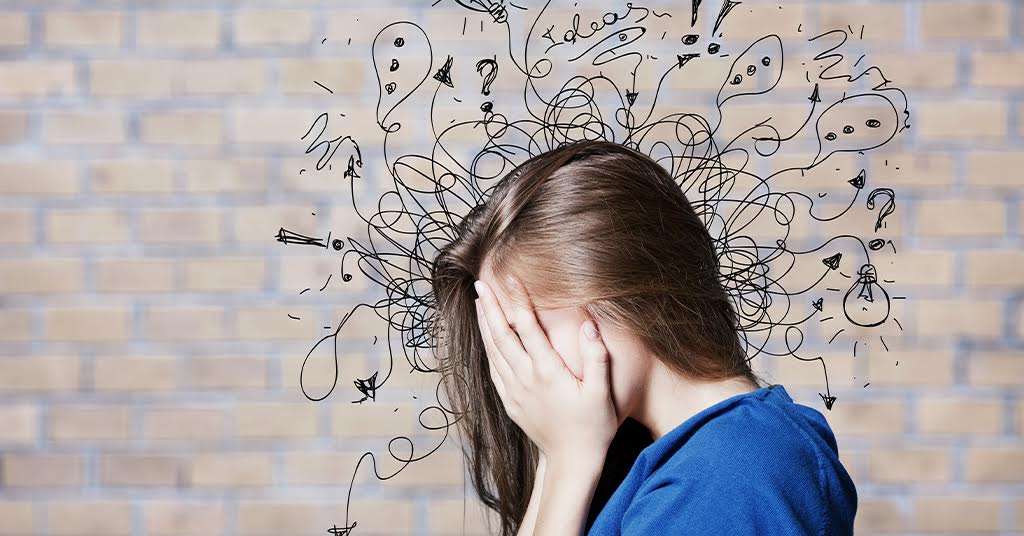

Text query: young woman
(431, 140), (856, 535)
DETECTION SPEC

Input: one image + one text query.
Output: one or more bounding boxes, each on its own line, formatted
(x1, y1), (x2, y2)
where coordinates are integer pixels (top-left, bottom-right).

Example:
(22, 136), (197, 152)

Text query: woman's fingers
(503, 275), (560, 378)
(579, 319), (612, 395)
(477, 300), (511, 401)
(474, 280), (532, 379)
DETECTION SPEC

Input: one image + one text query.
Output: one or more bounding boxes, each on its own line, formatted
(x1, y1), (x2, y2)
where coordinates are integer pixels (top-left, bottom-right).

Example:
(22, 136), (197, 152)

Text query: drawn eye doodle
(683, 34), (699, 45)
(718, 34), (783, 105)
(372, 21), (432, 132)
(708, 43), (721, 54)
(813, 92), (900, 164)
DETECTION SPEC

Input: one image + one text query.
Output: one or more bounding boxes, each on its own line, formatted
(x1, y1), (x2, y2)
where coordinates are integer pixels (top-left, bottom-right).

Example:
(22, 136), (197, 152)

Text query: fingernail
(473, 280), (483, 296)
(583, 320), (599, 340)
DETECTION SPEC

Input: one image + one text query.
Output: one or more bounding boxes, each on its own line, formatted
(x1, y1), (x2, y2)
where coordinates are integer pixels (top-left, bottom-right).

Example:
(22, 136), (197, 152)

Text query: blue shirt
(587, 384), (856, 535)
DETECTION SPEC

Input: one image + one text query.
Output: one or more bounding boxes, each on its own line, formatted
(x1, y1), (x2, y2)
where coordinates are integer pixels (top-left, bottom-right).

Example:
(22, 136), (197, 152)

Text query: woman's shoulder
(628, 384), (856, 534)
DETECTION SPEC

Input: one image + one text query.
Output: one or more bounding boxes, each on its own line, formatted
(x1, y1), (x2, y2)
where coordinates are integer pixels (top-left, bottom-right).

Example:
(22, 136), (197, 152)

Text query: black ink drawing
(274, 1), (910, 532)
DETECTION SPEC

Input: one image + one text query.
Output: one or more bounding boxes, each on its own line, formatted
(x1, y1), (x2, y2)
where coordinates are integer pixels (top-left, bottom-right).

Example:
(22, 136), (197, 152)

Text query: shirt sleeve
(620, 475), (819, 536)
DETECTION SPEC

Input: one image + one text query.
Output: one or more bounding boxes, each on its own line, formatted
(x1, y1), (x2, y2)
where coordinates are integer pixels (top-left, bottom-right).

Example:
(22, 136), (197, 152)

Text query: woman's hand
(474, 276), (618, 465)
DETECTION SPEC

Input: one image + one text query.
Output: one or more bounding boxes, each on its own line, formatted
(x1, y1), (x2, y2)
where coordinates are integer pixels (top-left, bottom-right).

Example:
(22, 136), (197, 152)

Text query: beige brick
(921, 1), (1009, 41)
(717, 3), (806, 38)
(916, 199), (1006, 238)
(182, 60), (266, 95)
(868, 151), (955, 189)
(137, 11), (221, 49)
(918, 396), (1003, 435)
(143, 408), (229, 441)
(139, 209), (222, 244)
(966, 151), (1024, 187)
(45, 307), (131, 342)
(279, 59), (365, 95)
(333, 403), (419, 438)
(869, 350), (954, 387)
(232, 107), (319, 144)
(140, 109), (223, 145)
(916, 299), (1003, 339)
(0, 258), (82, 293)
(50, 405), (130, 441)
(91, 159), (176, 193)
(0, 209), (33, 244)
(102, 455), (183, 486)
(95, 258), (176, 293)
(968, 351), (1024, 387)
(145, 502), (226, 536)
(44, 11), (122, 47)
(235, 501), (415, 535)
(182, 158), (267, 192)
(824, 400), (904, 437)
(0, 501), (34, 535)
(282, 452), (363, 486)
(917, 101), (1007, 141)
(184, 257), (266, 291)
(428, 499), (496, 535)
(143, 306), (226, 341)
(0, 61), (76, 98)
(236, 307), (317, 340)
(187, 356), (268, 390)
(46, 209), (131, 243)
(869, 447), (951, 483)
(912, 497), (1001, 532)
(234, 10), (312, 46)
(0, 404), (38, 444)
(966, 250), (1024, 287)
(94, 356), (178, 391)
(965, 447), (1024, 482)
(392, 450), (464, 487)
(0, 309), (32, 341)
(818, 4), (905, 42)
(233, 205), (323, 245)
(237, 403), (317, 439)
(0, 160), (78, 195)
(43, 110), (125, 144)
(0, 110), (29, 144)
(90, 59), (176, 97)
(882, 249), (955, 287)
(190, 453), (272, 487)
(872, 53), (957, 90)
(0, 13), (29, 48)
(48, 501), (132, 536)
(1, 454), (83, 487)
(0, 356), (80, 392)
(972, 51), (1024, 87)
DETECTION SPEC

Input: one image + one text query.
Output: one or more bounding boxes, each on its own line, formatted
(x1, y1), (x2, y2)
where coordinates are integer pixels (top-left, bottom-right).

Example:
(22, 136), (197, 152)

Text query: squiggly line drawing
(274, 2), (910, 532)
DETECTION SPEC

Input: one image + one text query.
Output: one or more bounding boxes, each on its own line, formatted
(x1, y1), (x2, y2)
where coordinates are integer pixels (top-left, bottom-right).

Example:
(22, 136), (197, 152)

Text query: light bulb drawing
(843, 264), (890, 328)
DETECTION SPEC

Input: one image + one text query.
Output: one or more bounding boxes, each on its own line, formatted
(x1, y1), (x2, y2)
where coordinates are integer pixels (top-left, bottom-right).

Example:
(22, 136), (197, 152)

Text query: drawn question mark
(475, 57), (498, 96)
(866, 188), (895, 232)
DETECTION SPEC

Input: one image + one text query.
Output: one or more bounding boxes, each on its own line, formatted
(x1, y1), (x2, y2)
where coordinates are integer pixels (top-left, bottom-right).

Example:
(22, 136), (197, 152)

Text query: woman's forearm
(516, 453), (547, 536)
(533, 452), (605, 536)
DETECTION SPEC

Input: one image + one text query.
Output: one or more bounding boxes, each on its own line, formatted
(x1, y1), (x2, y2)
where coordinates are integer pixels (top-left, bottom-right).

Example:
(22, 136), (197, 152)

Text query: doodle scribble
(275, 1), (910, 532)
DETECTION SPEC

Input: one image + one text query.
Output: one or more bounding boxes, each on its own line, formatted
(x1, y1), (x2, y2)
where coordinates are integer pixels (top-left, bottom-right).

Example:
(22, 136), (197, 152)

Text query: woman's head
(431, 140), (755, 534)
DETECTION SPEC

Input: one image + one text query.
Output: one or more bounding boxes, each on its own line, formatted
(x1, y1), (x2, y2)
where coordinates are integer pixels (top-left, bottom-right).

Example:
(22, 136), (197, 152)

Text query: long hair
(430, 140), (757, 535)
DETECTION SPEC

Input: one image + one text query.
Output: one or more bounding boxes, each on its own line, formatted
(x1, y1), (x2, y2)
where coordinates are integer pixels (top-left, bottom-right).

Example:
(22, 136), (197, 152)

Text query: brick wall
(0, 1), (1020, 535)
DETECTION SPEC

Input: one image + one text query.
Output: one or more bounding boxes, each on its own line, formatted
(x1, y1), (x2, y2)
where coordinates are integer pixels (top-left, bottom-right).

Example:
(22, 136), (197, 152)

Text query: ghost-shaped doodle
(812, 93), (899, 165)
(717, 34), (783, 106)
(372, 22), (433, 132)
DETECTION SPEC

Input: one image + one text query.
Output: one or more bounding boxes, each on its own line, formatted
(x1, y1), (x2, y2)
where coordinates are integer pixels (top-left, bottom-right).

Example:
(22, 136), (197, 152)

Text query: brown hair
(430, 140), (758, 535)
